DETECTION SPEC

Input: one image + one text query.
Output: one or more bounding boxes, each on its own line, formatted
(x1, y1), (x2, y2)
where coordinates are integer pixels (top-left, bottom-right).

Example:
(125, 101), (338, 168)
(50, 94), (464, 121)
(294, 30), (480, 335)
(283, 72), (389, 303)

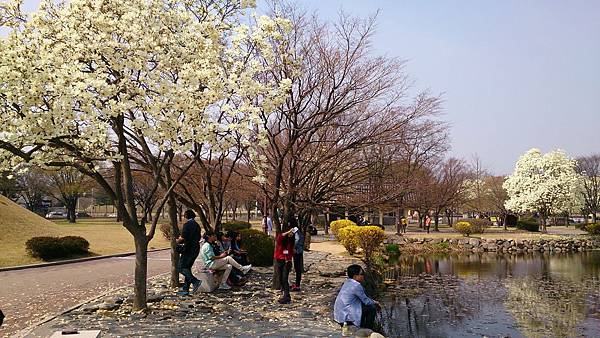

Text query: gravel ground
(26, 251), (364, 338)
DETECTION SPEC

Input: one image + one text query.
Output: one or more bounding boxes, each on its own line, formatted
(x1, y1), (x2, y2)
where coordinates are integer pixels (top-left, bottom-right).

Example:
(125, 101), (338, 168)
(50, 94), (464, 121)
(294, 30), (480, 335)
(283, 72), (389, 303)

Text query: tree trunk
(133, 233), (149, 310)
(167, 194), (180, 288)
(67, 198), (77, 223)
(433, 212), (440, 232)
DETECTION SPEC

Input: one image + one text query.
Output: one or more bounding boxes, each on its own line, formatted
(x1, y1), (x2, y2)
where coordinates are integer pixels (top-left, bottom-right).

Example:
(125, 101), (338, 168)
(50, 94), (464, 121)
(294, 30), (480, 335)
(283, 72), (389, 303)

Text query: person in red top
(274, 227), (296, 304)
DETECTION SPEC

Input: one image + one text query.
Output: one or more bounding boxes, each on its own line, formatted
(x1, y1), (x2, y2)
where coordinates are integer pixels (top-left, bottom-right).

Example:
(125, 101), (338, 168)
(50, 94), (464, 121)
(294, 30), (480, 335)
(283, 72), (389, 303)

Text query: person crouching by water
(177, 210), (202, 295)
(334, 264), (381, 331)
(274, 227), (295, 304)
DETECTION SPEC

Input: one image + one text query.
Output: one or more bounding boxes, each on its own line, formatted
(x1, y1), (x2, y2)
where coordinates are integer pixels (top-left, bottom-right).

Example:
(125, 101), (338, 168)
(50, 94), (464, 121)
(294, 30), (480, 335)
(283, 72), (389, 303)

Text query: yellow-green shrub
(330, 219), (357, 239)
(355, 226), (386, 262)
(453, 220), (485, 236)
(584, 223), (600, 235)
(338, 225), (360, 254)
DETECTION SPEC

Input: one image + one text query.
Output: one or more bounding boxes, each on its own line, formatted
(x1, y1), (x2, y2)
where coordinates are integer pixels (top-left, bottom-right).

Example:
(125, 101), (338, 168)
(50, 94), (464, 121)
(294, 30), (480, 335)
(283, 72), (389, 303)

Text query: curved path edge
(0, 248), (170, 273)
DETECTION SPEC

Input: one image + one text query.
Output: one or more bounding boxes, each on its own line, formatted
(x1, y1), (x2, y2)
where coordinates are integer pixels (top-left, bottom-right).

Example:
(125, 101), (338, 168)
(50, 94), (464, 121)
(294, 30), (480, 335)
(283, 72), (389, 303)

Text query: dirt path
(0, 250), (172, 337)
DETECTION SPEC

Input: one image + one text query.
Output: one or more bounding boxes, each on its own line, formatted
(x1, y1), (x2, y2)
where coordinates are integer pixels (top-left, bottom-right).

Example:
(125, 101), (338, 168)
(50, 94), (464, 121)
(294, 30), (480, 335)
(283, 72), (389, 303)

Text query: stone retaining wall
(385, 235), (600, 253)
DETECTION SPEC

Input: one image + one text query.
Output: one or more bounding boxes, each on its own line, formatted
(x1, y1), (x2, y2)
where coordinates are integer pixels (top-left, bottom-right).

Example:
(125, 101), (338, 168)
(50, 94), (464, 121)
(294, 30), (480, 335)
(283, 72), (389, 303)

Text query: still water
(380, 251), (600, 338)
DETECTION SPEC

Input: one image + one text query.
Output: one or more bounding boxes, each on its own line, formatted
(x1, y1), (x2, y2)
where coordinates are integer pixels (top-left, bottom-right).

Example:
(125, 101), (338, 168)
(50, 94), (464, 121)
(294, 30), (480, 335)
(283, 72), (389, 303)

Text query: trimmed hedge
(330, 219), (357, 239)
(338, 225), (360, 254)
(337, 225), (386, 260)
(355, 226), (386, 262)
(26, 236), (90, 260)
(453, 219), (488, 236)
(222, 220), (252, 232)
(238, 229), (274, 266)
(516, 218), (540, 232)
(584, 223), (600, 235)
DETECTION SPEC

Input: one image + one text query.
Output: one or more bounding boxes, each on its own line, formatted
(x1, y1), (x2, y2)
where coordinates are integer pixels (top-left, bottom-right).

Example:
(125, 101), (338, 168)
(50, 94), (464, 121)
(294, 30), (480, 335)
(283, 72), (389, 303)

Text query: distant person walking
(263, 213), (273, 236)
(424, 215), (431, 234)
(177, 210), (202, 295)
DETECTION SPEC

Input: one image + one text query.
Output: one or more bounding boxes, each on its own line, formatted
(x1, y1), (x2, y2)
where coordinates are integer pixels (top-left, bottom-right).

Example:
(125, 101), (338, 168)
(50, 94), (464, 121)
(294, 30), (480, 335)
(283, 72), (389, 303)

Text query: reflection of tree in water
(379, 275), (475, 337)
(504, 277), (590, 338)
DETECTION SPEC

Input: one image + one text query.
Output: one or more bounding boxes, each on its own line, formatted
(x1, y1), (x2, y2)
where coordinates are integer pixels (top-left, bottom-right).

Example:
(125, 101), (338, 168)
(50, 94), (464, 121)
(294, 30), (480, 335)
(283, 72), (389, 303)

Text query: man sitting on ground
(333, 264), (381, 330)
(201, 231), (251, 290)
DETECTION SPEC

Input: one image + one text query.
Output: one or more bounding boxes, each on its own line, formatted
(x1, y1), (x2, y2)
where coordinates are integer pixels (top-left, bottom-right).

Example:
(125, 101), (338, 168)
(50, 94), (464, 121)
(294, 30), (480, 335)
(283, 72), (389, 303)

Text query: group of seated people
(200, 230), (252, 290)
(176, 210), (252, 294)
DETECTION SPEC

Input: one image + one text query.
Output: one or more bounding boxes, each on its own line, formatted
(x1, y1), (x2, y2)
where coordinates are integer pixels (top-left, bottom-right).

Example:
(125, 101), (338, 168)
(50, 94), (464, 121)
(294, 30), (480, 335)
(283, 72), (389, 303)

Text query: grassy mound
(0, 194), (62, 267)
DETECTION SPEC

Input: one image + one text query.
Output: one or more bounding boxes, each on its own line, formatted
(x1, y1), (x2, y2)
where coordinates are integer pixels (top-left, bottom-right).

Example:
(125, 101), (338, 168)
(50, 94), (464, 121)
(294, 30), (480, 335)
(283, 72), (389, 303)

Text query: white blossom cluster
(0, 0), (291, 177)
(503, 148), (583, 216)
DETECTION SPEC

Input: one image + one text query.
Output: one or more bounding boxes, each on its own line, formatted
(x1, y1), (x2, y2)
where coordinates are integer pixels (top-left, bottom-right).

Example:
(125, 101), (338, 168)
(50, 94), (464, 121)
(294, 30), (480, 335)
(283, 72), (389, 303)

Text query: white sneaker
(218, 283), (231, 290)
(241, 265), (252, 275)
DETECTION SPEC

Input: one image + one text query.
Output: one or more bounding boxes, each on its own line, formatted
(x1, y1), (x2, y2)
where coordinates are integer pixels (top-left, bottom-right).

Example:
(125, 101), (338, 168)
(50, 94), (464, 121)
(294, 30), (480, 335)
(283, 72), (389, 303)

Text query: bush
(516, 217), (540, 232)
(238, 229), (274, 266)
(584, 223), (600, 235)
(61, 236), (90, 253)
(355, 226), (386, 263)
(338, 225), (360, 255)
(26, 236), (90, 260)
(453, 219), (487, 236)
(222, 220), (252, 232)
(330, 219), (357, 239)
(385, 243), (400, 255)
(159, 223), (173, 241)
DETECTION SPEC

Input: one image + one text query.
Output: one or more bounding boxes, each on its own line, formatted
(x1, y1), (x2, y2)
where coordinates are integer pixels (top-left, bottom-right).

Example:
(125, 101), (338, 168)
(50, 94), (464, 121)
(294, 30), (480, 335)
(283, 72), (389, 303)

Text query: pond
(379, 251), (600, 338)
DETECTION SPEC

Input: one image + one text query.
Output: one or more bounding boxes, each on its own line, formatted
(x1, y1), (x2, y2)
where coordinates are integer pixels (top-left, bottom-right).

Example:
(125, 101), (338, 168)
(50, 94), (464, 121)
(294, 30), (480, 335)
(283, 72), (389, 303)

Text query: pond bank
(26, 250), (384, 338)
(385, 234), (600, 254)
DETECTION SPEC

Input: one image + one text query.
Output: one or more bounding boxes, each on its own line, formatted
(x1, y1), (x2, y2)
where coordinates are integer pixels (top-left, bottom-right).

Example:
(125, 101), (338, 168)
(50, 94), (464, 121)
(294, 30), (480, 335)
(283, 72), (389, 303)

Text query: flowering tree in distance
(0, 0), (288, 309)
(503, 149), (581, 232)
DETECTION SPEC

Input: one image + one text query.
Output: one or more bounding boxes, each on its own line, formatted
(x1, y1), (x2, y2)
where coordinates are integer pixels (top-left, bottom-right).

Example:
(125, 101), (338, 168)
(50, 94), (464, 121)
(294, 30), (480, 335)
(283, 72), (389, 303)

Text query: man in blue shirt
(333, 264), (381, 330)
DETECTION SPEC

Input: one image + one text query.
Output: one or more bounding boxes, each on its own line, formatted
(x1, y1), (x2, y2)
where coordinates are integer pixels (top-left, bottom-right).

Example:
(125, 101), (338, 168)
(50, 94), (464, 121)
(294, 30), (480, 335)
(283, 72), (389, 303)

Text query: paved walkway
(0, 250), (172, 337)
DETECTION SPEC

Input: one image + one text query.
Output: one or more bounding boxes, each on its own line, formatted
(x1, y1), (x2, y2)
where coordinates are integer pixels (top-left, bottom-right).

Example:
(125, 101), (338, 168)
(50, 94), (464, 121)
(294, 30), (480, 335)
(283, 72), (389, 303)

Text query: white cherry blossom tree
(503, 149), (582, 232)
(0, 0), (288, 309)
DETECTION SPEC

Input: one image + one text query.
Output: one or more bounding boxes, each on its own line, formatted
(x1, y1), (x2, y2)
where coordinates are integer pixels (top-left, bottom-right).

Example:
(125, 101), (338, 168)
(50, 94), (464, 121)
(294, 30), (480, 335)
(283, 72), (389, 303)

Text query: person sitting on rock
(229, 230), (248, 265)
(201, 231), (251, 290)
(333, 264), (381, 331)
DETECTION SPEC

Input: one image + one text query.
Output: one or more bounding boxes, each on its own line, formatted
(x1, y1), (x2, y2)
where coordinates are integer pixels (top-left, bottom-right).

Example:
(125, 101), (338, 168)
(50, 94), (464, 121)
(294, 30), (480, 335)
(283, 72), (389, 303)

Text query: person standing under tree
(291, 224), (304, 292)
(274, 227), (295, 304)
(424, 214), (431, 234)
(177, 210), (202, 295)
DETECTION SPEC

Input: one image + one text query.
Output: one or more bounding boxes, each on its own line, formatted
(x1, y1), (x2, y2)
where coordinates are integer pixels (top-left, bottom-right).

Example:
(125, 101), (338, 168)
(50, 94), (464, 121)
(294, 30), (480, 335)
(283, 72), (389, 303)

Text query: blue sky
(5, 0), (600, 174)
(299, 0), (600, 174)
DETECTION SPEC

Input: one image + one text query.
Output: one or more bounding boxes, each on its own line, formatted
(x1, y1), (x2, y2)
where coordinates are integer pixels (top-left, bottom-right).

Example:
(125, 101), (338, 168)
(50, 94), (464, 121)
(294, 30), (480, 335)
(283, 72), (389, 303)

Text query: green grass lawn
(0, 214), (170, 268)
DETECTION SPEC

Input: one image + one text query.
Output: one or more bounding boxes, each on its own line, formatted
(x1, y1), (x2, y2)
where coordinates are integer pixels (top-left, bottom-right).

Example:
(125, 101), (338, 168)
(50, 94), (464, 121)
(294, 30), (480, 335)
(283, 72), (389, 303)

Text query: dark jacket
(294, 231), (305, 255)
(181, 218), (201, 255)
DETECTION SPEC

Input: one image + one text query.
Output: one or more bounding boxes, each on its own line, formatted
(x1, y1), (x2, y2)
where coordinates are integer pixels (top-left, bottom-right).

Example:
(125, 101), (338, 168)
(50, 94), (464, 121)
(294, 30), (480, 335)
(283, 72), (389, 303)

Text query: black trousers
(338, 304), (377, 330)
(293, 252), (303, 286)
(276, 259), (291, 298)
(178, 250), (199, 291)
(361, 304), (377, 330)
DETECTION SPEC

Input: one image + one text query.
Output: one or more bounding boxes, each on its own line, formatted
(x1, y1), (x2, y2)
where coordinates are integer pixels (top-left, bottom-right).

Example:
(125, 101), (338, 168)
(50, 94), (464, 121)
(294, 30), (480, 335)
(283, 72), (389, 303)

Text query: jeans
(276, 259), (292, 299)
(178, 251), (199, 292)
(293, 252), (303, 286)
